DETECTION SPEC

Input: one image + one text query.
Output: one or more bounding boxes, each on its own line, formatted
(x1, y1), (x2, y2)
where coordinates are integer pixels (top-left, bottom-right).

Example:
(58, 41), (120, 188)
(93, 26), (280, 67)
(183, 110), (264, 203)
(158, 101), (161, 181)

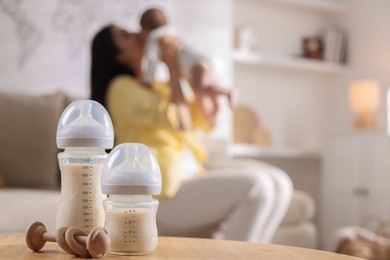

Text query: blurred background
(1, 0), (390, 250)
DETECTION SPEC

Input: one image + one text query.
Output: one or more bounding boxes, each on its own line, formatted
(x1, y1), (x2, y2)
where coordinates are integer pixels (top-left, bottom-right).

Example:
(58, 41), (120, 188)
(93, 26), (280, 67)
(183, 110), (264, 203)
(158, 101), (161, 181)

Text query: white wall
(0, 0), (167, 97)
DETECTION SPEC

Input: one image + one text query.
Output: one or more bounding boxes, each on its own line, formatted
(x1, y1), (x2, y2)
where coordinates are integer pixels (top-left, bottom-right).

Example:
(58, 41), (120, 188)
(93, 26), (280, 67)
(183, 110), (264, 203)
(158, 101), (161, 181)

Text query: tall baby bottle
(56, 100), (114, 232)
(101, 143), (162, 255)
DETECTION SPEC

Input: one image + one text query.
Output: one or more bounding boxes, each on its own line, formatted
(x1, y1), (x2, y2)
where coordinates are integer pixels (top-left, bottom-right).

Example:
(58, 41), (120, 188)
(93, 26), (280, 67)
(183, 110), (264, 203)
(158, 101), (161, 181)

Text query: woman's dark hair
(90, 25), (135, 108)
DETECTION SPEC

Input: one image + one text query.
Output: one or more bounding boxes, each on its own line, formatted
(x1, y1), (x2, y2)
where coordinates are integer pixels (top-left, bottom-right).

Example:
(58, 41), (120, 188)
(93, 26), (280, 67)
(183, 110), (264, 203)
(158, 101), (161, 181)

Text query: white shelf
(271, 0), (346, 13)
(233, 51), (347, 74)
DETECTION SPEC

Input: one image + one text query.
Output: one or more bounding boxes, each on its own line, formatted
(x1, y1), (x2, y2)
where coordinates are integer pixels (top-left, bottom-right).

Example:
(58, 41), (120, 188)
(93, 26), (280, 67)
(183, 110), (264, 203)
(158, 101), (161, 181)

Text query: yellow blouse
(106, 75), (212, 199)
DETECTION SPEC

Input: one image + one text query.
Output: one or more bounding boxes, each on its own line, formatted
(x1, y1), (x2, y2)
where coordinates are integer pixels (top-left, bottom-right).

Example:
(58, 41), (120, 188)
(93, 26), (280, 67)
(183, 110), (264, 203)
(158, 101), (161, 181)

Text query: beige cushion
(0, 92), (66, 189)
(282, 190), (316, 224)
(272, 222), (318, 249)
(0, 189), (60, 234)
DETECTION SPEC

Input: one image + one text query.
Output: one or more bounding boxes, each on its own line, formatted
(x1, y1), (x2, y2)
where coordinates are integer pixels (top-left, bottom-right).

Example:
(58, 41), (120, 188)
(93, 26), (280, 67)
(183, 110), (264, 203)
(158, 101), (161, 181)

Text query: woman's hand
(193, 88), (219, 127)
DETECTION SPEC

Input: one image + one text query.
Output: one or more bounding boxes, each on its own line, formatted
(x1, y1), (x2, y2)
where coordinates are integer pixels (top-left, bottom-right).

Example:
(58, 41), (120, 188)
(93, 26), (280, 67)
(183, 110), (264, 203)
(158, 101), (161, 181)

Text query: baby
(139, 8), (235, 108)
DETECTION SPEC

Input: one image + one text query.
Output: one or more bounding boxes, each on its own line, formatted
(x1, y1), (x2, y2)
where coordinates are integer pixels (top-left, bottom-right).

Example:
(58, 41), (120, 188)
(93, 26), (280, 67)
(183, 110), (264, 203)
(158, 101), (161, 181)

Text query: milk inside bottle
(56, 100), (114, 232)
(101, 143), (162, 255)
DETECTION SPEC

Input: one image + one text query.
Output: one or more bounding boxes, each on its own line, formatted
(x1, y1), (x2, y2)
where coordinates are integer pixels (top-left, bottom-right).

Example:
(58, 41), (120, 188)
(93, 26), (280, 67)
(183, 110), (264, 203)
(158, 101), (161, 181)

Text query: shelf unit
(233, 0), (348, 154)
(233, 51), (347, 74)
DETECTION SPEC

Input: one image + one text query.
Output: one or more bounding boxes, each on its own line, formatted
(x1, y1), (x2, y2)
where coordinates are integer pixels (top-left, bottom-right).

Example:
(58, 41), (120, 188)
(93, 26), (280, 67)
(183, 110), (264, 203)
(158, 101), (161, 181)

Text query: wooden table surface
(0, 235), (362, 259)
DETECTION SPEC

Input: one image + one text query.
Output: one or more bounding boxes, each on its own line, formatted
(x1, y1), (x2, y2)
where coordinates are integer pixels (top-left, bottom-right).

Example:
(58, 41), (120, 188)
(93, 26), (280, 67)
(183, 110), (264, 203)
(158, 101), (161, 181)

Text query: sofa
(0, 91), (318, 248)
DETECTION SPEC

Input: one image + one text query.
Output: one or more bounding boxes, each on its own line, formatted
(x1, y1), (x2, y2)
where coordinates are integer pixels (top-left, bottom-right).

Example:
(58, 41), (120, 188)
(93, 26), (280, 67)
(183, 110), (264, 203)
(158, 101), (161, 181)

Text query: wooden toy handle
(26, 222), (109, 258)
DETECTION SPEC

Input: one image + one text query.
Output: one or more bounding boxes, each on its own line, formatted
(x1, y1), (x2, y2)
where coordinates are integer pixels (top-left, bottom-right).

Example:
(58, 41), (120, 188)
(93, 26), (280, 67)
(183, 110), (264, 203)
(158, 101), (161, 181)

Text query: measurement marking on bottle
(81, 165), (96, 232)
(124, 210), (133, 244)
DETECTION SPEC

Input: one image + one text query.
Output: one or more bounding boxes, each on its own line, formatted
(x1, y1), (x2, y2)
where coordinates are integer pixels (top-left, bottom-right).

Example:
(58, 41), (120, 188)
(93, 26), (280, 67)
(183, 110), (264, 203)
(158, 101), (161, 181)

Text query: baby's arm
(191, 63), (236, 109)
(142, 33), (161, 84)
(142, 55), (158, 84)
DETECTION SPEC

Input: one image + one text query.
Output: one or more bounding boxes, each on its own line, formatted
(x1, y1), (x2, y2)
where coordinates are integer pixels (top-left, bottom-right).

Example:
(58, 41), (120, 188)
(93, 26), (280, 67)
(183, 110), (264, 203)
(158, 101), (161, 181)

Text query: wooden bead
(65, 227), (90, 258)
(25, 222), (55, 251)
(86, 227), (110, 258)
(65, 227), (110, 258)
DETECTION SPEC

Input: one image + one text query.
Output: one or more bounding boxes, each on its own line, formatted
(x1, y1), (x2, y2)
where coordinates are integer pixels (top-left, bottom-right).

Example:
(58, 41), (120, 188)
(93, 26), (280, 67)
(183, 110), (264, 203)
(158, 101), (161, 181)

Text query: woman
(90, 24), (292, 243)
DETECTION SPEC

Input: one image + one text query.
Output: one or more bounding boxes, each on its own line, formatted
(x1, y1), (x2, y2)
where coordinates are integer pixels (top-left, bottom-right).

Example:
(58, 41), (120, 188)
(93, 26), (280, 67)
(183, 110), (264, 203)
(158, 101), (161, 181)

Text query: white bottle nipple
(115, 145), (148, 172)
(57, 100), (114, 149)
(77, 102), (101, 126)
(101, 143), (162, 195)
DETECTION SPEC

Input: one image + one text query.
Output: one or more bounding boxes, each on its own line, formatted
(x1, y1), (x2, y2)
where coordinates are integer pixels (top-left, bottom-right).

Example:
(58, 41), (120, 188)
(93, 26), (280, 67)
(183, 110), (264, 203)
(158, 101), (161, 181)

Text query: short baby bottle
(101, 143), (162, 255)
(56, 100), (114, 232)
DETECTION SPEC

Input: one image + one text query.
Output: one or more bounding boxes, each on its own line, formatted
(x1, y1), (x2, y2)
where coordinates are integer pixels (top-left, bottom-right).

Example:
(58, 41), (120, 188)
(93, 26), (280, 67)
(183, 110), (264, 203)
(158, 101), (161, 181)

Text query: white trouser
(157, 159), (293, 243)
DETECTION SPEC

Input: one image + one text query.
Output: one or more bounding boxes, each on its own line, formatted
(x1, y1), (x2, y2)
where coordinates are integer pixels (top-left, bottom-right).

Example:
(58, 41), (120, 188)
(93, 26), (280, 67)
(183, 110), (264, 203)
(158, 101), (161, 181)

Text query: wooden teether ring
(55, 226), (76, 255)
(86, 227), (110, 258)
(65, 227), (90, 258)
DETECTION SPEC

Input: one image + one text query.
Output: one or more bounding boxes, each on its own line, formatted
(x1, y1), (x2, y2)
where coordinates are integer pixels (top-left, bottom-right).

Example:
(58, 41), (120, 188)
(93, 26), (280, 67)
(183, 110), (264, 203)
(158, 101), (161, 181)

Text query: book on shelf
(322, 26), (347, 64)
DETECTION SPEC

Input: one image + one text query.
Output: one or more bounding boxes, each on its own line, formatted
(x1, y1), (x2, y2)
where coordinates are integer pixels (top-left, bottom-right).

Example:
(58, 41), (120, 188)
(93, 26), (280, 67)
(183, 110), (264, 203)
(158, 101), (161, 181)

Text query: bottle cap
(101, 143), (162, 195)
(56, 100), (114, 149)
